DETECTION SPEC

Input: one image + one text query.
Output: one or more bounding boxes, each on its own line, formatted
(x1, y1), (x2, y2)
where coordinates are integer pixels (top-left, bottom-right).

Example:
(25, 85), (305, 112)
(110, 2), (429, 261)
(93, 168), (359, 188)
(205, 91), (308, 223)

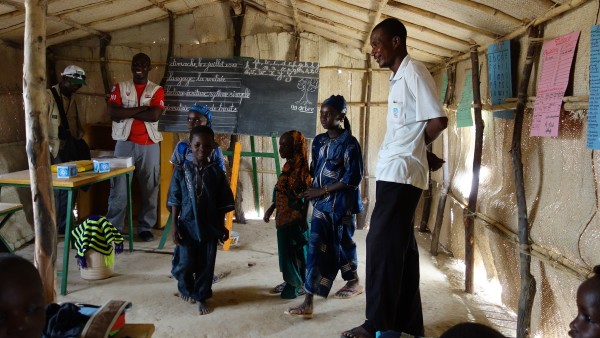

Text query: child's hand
(173, 229), (183, 245)
(303, 187), (324, 199)
(263, 211), (272, 223)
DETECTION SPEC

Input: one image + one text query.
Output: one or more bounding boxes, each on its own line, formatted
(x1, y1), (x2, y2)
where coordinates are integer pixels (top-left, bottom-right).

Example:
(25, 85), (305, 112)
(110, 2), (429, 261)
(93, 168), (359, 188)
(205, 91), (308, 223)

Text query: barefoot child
(569, 265), (600, 338)
(263, 130), (311, 299)
(168, 125), (235, 315)
(170, 104), (227, 285)
(0, 254), (46, 338)
(170, 104), (226, 172)
(286, 95), (364, 318)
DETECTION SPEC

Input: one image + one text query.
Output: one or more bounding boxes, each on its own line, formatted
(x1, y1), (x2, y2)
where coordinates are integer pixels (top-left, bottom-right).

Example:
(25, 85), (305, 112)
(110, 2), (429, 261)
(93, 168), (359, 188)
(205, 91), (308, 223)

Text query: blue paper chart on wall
(487, 40), (514, 119)
(158, 57), (320, 138)
(588, 25), (600, 149)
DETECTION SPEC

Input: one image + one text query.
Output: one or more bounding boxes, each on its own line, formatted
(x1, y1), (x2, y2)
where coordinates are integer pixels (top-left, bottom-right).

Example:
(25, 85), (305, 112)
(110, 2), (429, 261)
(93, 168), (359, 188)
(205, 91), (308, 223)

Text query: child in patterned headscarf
(264, 130), (311, 299)
(170, 104), (226, 172)
(286, 94), (364, 319)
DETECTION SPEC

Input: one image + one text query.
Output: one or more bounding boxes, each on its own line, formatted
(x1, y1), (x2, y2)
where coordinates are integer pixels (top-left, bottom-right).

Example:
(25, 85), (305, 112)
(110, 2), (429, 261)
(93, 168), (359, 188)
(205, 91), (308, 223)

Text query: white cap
(61, 65), (86, 85)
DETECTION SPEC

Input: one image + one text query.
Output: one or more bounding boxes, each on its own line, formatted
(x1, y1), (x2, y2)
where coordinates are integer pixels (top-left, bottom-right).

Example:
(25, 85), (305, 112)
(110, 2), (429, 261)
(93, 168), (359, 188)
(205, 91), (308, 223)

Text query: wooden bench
(0, 202), (24, 253)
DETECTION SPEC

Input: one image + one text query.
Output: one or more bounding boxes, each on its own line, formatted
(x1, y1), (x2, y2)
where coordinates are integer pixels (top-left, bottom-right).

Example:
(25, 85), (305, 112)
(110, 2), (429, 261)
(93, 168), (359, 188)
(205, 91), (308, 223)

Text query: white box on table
(92, 156), (133, 169)
(57, 164), (78, 178)
(93, 160), (111, 173)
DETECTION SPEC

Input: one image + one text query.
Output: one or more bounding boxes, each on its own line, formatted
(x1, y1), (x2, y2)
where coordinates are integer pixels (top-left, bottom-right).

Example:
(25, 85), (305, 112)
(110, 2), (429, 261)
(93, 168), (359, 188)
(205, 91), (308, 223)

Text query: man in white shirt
(342, 18), (448, 338)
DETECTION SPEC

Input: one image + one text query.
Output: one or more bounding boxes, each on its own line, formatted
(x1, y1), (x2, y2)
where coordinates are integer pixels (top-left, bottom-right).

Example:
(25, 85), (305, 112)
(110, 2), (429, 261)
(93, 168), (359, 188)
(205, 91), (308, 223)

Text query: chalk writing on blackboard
(159, 57), (320, 138)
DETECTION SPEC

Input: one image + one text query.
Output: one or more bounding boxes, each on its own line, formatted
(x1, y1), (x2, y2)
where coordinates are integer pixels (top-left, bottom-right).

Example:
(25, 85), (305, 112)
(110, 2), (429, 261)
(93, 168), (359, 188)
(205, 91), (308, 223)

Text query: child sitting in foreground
(569, 265), (600, 338)
(168, 125), (235, 315)
(263, 130), (311, 299)
(0, 253), (45, 338)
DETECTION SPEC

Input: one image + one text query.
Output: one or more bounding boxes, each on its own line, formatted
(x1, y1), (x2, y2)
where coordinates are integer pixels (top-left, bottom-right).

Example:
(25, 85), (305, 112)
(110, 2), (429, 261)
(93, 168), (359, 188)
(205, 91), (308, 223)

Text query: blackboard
(158, 57), (320, 138)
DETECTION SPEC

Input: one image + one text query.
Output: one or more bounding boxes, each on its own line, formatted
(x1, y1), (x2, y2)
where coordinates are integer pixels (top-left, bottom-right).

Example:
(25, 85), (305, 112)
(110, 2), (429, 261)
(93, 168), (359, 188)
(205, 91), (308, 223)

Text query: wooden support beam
(511, 27), (542, 338)
(46, 5), (156, 40)
(431, 0), (591, 72)
(362, 0), (387, 53)
(401, 19), (472, 48)
(448, 0), (524, 26)
(147, 0), (170, 13)
(230, 0), (243, 15)
(463, 44), (483, 294)
(387, 1), (500, 39)
(290, 0), (302, 33)
(23, 0), (56, 303)
(1, 0), (106, 37)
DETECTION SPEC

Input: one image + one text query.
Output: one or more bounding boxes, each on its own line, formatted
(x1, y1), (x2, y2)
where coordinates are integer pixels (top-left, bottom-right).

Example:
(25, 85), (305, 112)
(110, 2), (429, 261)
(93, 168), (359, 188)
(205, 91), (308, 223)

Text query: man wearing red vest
(106, 53), (165, 242)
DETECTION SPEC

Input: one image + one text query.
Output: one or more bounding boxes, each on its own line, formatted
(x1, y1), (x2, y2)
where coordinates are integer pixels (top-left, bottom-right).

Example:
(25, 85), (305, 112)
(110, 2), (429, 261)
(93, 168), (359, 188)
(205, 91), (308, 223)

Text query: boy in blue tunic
(286, 95), (364, 319)
(168, 125), (235, 315)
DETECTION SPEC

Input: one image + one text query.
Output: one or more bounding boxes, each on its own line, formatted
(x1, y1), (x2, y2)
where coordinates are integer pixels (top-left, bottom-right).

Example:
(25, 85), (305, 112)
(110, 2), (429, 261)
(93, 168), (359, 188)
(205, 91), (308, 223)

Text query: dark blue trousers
(171, 237), (218, 302)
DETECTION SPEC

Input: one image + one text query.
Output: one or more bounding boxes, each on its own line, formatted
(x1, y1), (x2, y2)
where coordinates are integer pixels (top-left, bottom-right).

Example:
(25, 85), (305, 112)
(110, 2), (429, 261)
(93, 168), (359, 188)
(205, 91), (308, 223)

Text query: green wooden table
(0, 166), (135, 295)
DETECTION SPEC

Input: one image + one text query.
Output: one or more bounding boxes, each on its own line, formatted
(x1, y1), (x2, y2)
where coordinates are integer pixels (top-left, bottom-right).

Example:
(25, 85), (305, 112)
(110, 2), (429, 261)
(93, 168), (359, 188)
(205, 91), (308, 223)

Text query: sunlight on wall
(449, 256), (503, 305)
(455, 166), (491, 198)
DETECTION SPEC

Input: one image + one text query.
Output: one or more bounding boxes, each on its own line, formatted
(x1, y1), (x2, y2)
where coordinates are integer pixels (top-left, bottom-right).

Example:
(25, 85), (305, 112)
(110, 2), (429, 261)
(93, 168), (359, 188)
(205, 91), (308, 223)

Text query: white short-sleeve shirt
(375, 55), (446, 190)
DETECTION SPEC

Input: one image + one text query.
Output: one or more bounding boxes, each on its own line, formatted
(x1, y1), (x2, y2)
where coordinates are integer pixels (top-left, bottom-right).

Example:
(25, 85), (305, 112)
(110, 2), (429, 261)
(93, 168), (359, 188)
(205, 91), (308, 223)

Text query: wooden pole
(357, 55), (372, 229)
(159, 11), (174, 87)
(463, 44), (484, 294)
(512, 27), (541, 338)
(431, 64), (456, 255)
(23, 0), (56, 303)
(229, 1), (246, 223)
(99, 34), (112, 94)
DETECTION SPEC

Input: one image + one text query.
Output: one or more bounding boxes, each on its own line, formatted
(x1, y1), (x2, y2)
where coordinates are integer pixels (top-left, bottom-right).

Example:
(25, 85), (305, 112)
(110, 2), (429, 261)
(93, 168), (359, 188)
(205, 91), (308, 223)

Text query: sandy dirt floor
(15, 220), (516, 338)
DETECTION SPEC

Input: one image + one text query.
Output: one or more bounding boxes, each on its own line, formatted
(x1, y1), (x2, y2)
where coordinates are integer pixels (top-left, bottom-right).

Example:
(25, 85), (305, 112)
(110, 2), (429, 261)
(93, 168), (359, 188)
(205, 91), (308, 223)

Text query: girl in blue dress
(286, 95), (364, 318)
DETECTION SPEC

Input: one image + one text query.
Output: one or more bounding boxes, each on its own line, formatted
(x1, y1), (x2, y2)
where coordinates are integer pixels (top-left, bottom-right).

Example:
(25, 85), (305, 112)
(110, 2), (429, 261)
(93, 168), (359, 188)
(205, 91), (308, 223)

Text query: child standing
(569, 265), (600, 338)
(263, 130), (311, 299)
(170, 104), (226, 172)
(286, 95), (364, 318)
(168, 125), (235, 315)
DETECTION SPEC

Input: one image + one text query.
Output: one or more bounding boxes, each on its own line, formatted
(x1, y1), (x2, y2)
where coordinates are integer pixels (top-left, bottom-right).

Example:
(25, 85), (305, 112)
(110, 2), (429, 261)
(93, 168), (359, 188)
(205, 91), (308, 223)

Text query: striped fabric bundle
(72, 215), (124, 269)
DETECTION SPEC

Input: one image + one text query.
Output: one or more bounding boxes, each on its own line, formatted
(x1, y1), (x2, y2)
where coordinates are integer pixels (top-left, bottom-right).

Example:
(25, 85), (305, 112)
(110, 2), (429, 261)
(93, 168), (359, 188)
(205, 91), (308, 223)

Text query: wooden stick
(23, 0), (56, 303)
(511, 27), (541, 338)
(431, 0), (591, 73)
(463, 44), (484, 294)
(431, 64), (456, 255)
(99, 34), (111, 94)
(430, 64), (456, 256)
(356, 54), (372, 230)
(159, 10), (174, 88)
(361, 0), (386, 53)
(447, 189), (593, 281)
(419, 154), (433, 232)
(386, 1), (500, 39)
(448, 0), (524, 26)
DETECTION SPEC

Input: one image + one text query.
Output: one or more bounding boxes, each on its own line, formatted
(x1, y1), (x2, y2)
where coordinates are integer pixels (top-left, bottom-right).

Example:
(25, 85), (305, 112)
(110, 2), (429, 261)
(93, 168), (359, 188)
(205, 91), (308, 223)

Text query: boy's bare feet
(198, 301), (212, 315)
(173, 292), (196, 304)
